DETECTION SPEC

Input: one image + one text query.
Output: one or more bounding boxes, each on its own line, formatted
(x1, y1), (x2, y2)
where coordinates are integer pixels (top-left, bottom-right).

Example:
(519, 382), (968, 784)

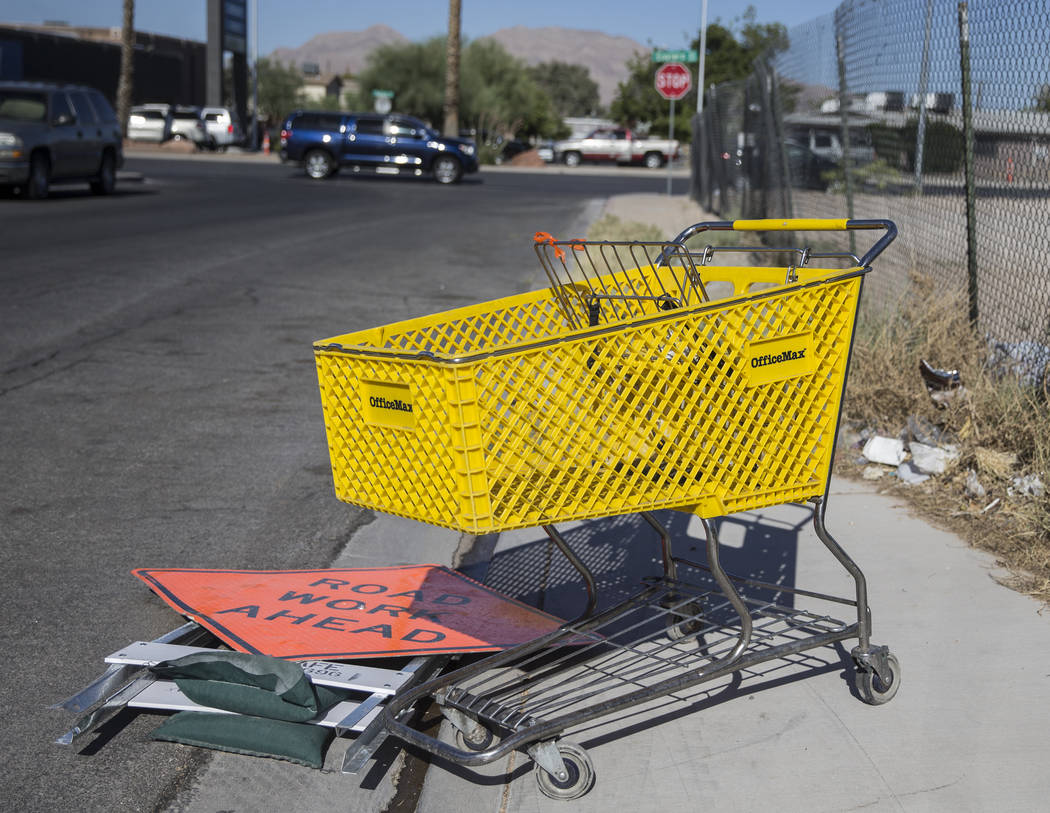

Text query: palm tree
(117, 0), (135, 136)
(443, 0), (461, 136)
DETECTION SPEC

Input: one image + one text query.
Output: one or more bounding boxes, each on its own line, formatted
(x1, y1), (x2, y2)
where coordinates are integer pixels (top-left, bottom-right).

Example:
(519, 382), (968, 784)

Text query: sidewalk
(123, 141), (281, 163)
(418, 482), (1050, 812)
(599, 191), (714, 237)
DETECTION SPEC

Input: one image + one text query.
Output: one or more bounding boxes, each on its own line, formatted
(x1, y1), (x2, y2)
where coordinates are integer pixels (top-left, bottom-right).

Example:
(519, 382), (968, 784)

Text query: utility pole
(252, 0), (259, 149)
(697, 0), (708, 114)
(116, 0), (135, 136)
(443, 0), (461, 137)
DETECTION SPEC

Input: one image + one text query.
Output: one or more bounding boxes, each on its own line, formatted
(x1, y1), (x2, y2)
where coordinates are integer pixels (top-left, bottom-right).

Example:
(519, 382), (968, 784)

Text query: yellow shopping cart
(314, 218), (899, 798)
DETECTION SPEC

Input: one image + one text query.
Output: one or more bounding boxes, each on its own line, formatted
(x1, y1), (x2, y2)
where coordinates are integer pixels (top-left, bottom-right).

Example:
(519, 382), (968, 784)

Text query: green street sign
(372, 89), (395, 98)
(651, 49), (698, 63)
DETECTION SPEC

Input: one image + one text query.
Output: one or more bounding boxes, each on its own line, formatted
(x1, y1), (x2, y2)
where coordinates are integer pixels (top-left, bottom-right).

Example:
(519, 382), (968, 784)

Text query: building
(300, 74), (344, 104)
(0, 22), (205, 107)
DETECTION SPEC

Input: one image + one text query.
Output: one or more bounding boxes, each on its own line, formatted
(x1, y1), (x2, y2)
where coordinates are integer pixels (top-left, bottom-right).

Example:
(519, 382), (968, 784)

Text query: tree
(355, 39), (447, 125)
(528, 61), (601, 117)
(443, 0), (461, 135)
(256, 58), (304, 125)
(610, 5), (788, 138)
(1035, 84), (1050, 112)
(459, 39), (560, 139)
(355, 38), (561, 139)
(301, 94), (345, 112)
(116, 0), (134, 135)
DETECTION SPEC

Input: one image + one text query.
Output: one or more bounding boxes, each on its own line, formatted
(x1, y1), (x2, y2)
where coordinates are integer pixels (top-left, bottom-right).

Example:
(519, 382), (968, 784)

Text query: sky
(5, 1), (845, 56)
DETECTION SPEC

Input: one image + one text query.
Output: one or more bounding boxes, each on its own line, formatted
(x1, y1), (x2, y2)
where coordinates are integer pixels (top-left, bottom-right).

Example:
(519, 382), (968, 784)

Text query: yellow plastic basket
(314, 219), (893, 534)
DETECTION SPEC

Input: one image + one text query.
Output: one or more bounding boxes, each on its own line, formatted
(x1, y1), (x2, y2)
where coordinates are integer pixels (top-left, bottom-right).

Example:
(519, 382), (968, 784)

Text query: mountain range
(269, 24), (648, 105)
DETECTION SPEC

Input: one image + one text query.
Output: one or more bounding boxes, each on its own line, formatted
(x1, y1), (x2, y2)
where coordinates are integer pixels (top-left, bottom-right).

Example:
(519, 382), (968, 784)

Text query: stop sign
(655, 62), (692, 101)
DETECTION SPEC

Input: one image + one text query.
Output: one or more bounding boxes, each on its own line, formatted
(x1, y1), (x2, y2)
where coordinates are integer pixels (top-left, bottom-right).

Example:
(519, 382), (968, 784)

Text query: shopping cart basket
(314, 218), (899, 798)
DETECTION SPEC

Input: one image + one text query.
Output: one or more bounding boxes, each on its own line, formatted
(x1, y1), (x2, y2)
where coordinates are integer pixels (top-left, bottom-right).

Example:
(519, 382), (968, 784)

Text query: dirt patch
(124, 138), (198, 154)
(509, 149), (546, 168)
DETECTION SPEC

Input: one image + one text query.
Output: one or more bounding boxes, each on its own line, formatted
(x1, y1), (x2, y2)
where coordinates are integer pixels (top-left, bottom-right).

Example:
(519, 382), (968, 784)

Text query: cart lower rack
(316, 218), (900, 799)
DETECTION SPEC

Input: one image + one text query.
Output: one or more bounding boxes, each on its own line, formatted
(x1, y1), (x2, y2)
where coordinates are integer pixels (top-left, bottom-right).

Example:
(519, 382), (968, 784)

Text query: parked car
(201, 106), (242, 150)
(493, 139), (531, 165)
(279, 110), (478, 184)
(783, 139), (838, 190)
(170, 106), (210, 148)
(787, 125), (876, 165)
(552, 128), (679, 168)
(0, 81), (123, 199)
(127, 104), (173, 143)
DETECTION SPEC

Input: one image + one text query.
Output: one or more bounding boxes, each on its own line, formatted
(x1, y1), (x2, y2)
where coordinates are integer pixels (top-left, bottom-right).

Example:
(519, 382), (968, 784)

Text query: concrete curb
(121, 145), (690, 179)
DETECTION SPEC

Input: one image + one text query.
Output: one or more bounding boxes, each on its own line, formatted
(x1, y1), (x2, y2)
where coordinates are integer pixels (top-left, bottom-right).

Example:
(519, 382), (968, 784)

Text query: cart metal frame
(344, 219), (900, 799)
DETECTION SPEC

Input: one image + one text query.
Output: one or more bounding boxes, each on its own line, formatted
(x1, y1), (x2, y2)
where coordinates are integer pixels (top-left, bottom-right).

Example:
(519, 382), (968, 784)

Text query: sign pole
(653, 60), (691, 197)
(667, 98), (675, 196)
(697, 0), (708, 114)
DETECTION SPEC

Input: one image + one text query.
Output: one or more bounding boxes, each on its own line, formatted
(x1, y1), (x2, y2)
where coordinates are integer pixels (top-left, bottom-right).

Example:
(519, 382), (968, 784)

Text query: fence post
(957, 1), (979, 327)
(914, 0), (934, 190)
(768, 63), (794, 219)
(708, 84), (722, 214)
(742, 77), (756, 218)
(690, 111), (703, 205)
(835, 11), (856, 256)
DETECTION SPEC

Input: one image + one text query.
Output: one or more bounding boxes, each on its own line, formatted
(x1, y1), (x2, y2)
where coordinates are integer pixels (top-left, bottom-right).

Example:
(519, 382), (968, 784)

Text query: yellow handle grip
(732, 218), (849, 231)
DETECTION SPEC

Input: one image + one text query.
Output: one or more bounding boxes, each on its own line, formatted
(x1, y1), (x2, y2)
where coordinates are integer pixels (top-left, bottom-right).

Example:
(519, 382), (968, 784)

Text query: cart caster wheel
(855, 652), (901, 705)
(665, 601), (704, 641)
(535, 741), (595, 800)
(455, 724), (495, 752)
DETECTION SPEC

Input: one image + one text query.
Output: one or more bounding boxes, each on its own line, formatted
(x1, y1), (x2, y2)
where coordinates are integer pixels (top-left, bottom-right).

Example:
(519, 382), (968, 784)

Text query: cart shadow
(478, 506), (811, 622)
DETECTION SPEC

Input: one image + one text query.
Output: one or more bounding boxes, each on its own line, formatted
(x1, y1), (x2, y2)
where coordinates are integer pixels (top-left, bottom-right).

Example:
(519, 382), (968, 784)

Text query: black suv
(279, 111), (478, 184)
(0, 81), (124, 199)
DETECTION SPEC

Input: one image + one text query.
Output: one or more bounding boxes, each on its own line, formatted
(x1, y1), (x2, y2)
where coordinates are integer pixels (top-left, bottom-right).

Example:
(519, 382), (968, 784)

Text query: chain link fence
(692, 0), (1050, 380)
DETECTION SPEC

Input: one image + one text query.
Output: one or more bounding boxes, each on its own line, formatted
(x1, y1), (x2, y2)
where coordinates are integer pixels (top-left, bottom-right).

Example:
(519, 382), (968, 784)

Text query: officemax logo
(751, 348), (806, 369)
(362, 381), (416, 430)
(745, 332), (815, 386)
(368, 395), (413, 413)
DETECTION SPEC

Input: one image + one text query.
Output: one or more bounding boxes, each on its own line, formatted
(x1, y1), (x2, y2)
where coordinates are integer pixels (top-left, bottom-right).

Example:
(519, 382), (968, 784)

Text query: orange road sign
(133, 565), (568, 660)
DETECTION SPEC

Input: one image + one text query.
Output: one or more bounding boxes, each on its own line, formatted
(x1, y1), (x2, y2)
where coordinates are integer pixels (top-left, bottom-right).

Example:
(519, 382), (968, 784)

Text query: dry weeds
(841, 274), (1050, 602)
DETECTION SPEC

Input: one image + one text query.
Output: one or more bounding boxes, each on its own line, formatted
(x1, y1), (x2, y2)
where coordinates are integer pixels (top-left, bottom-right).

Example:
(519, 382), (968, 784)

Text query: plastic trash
(862, 436), (907, 466)
(964, 469), (986, 499)
(909, 442), (959, 475)
(897, 461), (930, 485)
(1009, 474), (1045, 498)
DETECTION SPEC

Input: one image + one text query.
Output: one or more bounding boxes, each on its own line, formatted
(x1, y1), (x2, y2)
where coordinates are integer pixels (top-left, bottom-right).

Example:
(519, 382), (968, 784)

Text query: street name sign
(652, 48), (698, 63)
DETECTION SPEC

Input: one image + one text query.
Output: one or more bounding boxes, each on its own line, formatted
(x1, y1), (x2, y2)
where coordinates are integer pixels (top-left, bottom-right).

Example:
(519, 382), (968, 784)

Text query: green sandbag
(153, 711), (333, 769)
(151, 651), (344, 722)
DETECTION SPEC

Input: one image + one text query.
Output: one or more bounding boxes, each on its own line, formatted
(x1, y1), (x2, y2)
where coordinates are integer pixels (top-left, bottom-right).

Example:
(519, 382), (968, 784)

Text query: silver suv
(127, 104), (173, 143)
(170, 106), (210, 147)
(201, 106), (242, 150)
(0, 81), (123, 199)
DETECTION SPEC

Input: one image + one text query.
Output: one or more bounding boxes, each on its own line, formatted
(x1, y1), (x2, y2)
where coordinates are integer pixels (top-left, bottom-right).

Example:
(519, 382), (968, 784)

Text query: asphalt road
(0, 158), (687, 812)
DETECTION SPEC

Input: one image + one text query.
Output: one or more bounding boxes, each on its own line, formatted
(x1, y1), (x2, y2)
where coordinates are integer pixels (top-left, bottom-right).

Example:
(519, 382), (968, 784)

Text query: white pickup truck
(552, 127), (679, 168)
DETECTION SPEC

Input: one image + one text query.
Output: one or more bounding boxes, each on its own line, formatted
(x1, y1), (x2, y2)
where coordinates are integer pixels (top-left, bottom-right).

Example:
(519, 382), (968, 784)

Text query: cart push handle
(667, 218), (897, 269)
